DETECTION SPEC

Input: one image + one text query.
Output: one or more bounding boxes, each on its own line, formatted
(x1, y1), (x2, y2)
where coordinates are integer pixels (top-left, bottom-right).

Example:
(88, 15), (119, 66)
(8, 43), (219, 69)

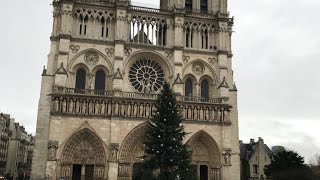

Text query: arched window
(94, 70), (106, 91)
(185, 0), (192, 12)
(75, 68), (86, 90)
(185, 78), (193, 96)
(201, 79), (209, 98)
(201, 0), (208, 14)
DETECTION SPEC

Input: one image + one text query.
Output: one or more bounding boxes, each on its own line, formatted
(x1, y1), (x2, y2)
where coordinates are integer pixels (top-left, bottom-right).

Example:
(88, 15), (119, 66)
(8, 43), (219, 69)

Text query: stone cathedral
(31, 0), (239, 179)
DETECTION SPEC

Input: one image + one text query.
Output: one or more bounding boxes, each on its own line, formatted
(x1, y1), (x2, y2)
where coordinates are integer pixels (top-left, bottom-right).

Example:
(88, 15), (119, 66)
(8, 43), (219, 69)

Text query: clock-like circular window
(128, 59), (164, 93)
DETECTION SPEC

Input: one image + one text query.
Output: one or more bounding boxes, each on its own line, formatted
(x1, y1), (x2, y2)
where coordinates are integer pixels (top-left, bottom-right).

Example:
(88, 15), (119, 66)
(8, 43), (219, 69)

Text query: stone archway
(187, 130), (221, 180)
(59, 128), (106, 180)
(118, 123), (149, 180)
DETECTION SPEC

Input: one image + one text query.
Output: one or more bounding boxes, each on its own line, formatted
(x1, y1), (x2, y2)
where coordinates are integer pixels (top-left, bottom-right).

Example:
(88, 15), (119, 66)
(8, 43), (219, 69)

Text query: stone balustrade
(51, 87), (232, 125)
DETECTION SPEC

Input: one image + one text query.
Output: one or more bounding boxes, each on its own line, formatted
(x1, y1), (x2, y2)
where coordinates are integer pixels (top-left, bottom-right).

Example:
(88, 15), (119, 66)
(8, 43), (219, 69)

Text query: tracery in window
(100, 17), (109, 38)
(185, 78), (193, 96)
(185, 0), (192, 12)
(128, 59), (164, 93)
(79, 15), (88, 36)
(75, 68), (86, 90)
(94, 70), (106, 91)
(200, 79), (209, 98)
(200, 0), (208, 14)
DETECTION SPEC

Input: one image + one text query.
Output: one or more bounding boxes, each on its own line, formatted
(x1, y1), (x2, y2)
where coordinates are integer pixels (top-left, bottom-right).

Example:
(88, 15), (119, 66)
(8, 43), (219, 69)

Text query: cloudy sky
(0, 0), (319, 162)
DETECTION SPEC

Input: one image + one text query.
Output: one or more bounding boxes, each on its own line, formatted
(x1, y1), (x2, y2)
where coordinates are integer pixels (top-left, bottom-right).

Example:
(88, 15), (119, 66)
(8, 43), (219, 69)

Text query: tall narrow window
(185, 78), (193, 96)
(75, 68), (86, 91)
(94, 70), (106, 91)
(101, 18), (109, 38)
(186, 28), (190, 47)
(201, 0), (208, 14)
(185, 0), (192, 13)
(201, 79), (209, 98)
(79, 16), (88, 36)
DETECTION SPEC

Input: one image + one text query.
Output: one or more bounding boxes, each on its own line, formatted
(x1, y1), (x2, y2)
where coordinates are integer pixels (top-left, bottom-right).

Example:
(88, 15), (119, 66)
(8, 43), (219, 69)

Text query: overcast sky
(0, 0), (319, 162)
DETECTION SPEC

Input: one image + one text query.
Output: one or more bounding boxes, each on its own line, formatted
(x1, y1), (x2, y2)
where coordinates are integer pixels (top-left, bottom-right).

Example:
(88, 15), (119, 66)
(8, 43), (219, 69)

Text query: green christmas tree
(143, 82), (197, 180)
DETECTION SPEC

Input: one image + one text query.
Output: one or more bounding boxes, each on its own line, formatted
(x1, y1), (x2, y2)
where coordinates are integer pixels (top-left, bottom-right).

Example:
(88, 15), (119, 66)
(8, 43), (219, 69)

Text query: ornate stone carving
(84, 51), (99, 66)
(124, 48), (132, 56)
(69, 45), (80, 53)
(59, 128), (106, 179)
(164, 51), (173, 60)
(223, 150), (231, 165)
(47, 141), (58, 161)
(128, 59), (164, 93)
(208, 57), (216, 65)
(192, 62), (205, 75)
(110, 143), (119, 161)
(182, 55), (190, 64)
(105, 48), (114, 57)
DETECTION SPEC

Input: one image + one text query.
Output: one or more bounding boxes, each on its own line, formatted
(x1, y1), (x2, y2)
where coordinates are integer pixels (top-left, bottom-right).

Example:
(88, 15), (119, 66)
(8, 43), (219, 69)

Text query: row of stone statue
(52, 97), (231, 122)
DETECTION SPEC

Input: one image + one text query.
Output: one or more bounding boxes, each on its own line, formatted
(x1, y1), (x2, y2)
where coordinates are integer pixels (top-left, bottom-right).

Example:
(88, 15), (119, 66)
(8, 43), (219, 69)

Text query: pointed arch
(61, 128), (106, 165)
(187, 130), (221, 167)
(59, 128), (107, 180)
(118, 123), (149, 163)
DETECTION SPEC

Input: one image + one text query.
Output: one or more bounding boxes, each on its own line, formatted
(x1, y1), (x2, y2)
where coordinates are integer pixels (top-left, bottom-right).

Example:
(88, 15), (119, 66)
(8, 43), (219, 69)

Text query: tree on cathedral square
(143, 82), (197, 180)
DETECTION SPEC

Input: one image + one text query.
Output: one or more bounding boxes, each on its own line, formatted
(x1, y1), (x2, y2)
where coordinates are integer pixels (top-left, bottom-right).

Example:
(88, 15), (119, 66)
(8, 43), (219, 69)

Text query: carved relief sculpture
(47, 141), (58, 161)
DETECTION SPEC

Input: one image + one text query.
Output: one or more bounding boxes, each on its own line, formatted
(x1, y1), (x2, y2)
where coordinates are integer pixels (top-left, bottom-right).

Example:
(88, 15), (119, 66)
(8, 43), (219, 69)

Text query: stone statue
(107, 101), (112, 115)
(54, 98), (60, 112)
(75, 99), (80, 113)
(205, 107), (209, 121)
(62, 99), (67, 113)
(114, 102), (119, 115)
(139, 103), (144, 117)
(151, 104), (156, 116)
(88, 74), (94, 89)
(101, 101), (106, 115)
(127, 103), (131, 117)
(95, 101), (100, 115)
(217, 108), (222, 121)
(199, 107), (204, 120)
(224, 109), (230, 122)
(121, 103), (126, 116)
(133, 103), (138, 117)
(81, 100), (87, 114)
(88, 100), (94, 114)
(187, 107), (192, 119)
(145, 104), (150, 117)
(193, 107), (198, 120)
(69, 99), (74, 113)
(110, 144), (119, 161)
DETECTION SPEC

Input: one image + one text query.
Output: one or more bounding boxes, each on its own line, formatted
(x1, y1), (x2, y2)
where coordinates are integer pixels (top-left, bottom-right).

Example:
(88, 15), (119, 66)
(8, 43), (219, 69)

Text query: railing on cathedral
(51, 87), (232, 125)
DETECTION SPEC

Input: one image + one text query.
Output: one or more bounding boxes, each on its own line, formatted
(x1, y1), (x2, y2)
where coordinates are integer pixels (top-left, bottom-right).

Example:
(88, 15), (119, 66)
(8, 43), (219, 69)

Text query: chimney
(250, 139), (254, 144)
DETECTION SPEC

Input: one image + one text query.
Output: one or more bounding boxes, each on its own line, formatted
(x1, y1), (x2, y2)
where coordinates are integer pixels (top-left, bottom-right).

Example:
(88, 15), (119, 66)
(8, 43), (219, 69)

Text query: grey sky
(0, 0), (319, 162)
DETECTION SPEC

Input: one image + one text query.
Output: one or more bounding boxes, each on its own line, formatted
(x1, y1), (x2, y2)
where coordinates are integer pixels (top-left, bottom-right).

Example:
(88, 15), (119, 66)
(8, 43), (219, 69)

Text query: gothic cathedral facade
(31, 0), (239, 179)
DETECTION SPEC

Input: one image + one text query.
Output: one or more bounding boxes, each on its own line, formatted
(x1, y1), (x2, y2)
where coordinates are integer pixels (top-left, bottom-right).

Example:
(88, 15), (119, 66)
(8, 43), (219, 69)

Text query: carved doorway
(187, 130), (221, 180)
(60, 128), (106, 180)
(118, 123), (149, 179)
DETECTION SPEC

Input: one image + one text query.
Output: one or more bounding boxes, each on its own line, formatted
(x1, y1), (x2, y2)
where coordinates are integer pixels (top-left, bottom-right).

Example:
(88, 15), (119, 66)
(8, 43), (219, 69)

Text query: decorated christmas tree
(143, 82), (197, 180)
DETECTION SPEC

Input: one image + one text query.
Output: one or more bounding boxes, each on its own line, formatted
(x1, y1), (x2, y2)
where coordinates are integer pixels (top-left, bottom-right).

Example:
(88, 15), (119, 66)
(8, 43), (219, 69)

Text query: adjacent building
(240, 137), (272, 180)
(31, 0), (239, 179)
(0, 113), (34, 179)
(0, 113), (11, 176)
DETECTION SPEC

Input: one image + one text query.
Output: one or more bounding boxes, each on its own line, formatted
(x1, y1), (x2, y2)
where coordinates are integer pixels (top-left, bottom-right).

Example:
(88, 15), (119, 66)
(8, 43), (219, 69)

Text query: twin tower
(31, 0), (239, 179)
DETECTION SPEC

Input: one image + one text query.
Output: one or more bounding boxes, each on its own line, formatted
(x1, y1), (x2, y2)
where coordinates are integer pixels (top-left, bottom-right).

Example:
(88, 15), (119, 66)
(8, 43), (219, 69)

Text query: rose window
(129, 59), (164, 93)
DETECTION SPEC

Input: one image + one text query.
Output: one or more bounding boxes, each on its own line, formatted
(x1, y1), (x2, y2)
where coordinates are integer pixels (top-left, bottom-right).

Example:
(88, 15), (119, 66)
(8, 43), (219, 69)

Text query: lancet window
(200, 0), (208, 14)
(185, 78), (193, 96)
(185, 0), (193, 12)
(201, 79), (209, 98)
(100, 17), (109, 38)
(79, 15), (88, 36)
(129, 16), (167, 46)
(94, 70), (106, 91)
(75, 68), (86, 90)
(184, 22), (215, 50)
